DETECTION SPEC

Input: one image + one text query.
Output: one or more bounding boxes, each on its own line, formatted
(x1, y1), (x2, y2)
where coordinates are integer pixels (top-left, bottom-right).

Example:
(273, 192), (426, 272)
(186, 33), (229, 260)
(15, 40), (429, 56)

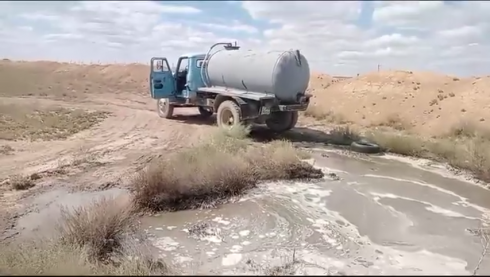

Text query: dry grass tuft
(132, 131), (323, 212)
(446, 120), (490, 139)
(374, 113), (411, 131)
(8, 174), (36, 190)
(0, 145), (14, 155)
(0, 238), (168, 275)
(0, 104), (109, 141)
(304, 106), (349, 124)
(365, 131), (425, 156)
(132, 148), (256, 211)
(0, 197), (169, 275)
(219, 123), (252, 139)
(247, 140), (318, 180)
(367, 126), (490, 182)
(57, 196), (136, 261)
(0, 240), (100, 275)
(328, 126), (361, 145)
(70, 146), (103, 167)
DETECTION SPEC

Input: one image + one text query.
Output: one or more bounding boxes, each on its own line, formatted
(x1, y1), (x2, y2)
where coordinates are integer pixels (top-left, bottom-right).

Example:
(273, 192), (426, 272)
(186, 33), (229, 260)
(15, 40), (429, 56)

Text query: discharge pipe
(200, 42), (240, 87)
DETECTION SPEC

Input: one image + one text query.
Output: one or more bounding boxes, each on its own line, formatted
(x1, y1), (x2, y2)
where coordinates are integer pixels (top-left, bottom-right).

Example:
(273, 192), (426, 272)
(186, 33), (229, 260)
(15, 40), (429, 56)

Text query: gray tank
(205, 49), (310, 103)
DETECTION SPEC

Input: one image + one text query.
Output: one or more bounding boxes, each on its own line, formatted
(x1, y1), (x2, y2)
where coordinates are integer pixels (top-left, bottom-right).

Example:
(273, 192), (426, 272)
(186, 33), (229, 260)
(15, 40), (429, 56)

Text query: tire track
(0, 95), (216, 179)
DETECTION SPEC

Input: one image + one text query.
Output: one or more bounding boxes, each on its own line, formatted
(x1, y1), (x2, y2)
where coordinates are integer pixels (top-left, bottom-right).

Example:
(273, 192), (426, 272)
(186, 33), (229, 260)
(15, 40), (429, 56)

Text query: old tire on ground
(350, 139), (381, 154)
(217, 100), (241, 128)
(157, 98), (174, 119)
(198, 106), (213, 118)
(265, 111), (298, 132)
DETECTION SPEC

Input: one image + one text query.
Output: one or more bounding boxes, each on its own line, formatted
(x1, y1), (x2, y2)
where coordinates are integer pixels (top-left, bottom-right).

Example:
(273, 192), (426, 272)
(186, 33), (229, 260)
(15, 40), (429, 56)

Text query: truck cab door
(150, 57), (175, 99)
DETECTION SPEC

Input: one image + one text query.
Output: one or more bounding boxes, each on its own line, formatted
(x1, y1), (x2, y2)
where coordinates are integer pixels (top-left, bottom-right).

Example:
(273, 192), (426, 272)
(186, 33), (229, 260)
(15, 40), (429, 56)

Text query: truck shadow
(171, 114), (216, 126)
(250, 126), (352, 149)
(168, 114), (369, 150)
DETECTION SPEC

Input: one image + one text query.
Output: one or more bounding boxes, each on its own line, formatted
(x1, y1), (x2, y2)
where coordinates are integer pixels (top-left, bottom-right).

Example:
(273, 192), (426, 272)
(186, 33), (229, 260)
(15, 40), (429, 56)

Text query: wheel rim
(158, 99), (168, 114)
(220, 109), (234, 127)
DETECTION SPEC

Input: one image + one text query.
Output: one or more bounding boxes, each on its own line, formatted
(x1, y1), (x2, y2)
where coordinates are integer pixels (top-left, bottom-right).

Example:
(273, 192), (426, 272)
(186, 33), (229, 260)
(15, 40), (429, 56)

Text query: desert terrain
(1, 59), (490, 274)
(308, 71), (490, 136)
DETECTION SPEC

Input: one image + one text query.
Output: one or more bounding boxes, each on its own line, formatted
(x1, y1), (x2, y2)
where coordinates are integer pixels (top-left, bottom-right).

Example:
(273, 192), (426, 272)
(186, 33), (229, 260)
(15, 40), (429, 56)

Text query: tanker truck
(149, 42), (311, 132)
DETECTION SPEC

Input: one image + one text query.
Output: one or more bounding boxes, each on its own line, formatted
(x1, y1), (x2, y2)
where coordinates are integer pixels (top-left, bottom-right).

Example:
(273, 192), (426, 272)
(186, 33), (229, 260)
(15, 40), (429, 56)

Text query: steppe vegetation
(305, 71), (490, 182)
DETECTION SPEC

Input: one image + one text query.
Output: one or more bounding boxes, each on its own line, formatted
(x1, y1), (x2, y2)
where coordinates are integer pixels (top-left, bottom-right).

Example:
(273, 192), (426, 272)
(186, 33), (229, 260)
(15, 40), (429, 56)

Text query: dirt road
(0, 94), (213, 177)
(0, 92), (219, 238)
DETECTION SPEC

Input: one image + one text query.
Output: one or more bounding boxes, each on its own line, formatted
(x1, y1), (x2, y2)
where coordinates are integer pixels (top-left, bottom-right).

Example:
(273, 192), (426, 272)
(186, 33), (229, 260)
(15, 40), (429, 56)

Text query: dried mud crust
(0, 210), (17, 242)
(0, 105), (109, 141)
(0, 189), (40, 243)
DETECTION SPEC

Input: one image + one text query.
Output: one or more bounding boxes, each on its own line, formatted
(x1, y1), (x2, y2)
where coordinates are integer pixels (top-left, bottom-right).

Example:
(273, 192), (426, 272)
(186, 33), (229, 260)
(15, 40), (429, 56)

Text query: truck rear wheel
(286, 111), (299, 130)
(265, 111), (298, 132)
(217, 100), (241, 129)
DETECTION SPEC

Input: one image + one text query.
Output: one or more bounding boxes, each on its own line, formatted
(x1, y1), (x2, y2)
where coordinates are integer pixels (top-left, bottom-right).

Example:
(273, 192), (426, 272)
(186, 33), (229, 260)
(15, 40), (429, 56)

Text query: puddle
(140, 151), (490, 275)
(141, 181), (348, 275)
(16, 187), (128, 239)
(13, 150), (490, 274)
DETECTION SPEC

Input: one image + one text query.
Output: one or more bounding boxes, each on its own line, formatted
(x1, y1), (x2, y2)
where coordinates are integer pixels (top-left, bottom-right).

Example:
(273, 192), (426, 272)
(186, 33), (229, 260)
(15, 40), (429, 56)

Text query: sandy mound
(0, 60), (150, 98)
(308, 70), (490, 136)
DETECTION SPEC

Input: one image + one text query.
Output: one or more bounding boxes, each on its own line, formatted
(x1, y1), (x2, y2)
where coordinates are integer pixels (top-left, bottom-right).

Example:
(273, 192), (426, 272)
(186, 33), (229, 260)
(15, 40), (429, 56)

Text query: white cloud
(243, 1), (360, 23)
(364, 34), (420, 49)
(199, 21), (258, 34)
(0, 1), (258, 63)
(242, 1), (490, 76)
(0, 1), (489, 76)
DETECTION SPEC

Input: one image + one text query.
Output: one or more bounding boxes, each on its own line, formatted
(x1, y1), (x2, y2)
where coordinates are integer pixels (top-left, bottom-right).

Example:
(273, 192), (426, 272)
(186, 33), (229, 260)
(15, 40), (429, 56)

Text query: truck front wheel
(265, 111), (298, 132)
(157, 98), (174, 119)
(217, 100), (241, 128)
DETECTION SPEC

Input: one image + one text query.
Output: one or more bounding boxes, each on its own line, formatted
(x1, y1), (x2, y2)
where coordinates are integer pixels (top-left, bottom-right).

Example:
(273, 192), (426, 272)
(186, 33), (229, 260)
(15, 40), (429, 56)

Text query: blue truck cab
(150, 53), (205, 104)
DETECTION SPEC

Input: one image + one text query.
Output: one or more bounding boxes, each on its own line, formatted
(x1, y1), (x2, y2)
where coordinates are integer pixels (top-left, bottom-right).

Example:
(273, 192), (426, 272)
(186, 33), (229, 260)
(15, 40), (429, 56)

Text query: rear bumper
(275, 93), (311, 112)
(277, 103), (308, 112)
(258, 93), (311, 116)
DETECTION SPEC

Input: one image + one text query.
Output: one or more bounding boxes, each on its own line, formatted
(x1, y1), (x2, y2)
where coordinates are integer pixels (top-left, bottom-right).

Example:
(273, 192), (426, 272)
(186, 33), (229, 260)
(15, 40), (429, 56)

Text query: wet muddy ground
(10, 149), (490, 275)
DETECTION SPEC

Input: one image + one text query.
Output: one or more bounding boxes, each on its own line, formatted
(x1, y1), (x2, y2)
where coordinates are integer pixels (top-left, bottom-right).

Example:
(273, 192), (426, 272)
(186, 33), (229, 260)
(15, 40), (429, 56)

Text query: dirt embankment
(0, 59), (150, 99)
(307, 70), (490, 137)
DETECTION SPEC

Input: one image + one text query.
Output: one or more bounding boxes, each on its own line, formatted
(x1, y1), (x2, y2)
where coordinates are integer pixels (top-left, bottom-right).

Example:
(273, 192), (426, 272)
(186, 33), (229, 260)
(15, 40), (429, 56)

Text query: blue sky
(0, 1), (489, 76)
